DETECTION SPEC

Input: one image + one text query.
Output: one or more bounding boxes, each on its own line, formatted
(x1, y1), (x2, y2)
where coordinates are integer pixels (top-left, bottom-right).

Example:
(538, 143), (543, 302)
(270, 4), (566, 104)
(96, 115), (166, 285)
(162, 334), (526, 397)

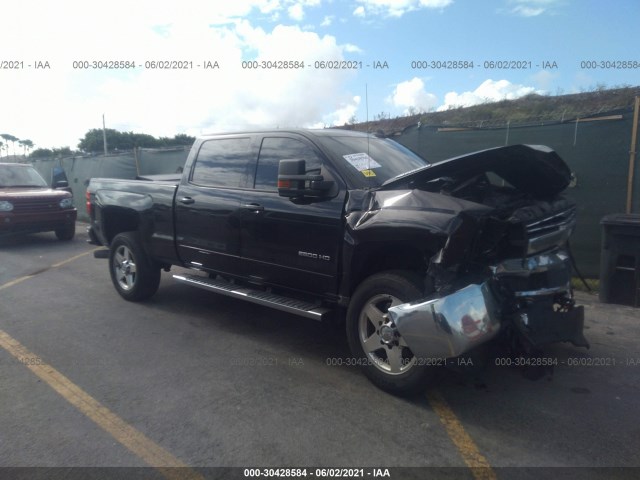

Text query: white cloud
(506, 0), (562, 17)
(344, 43), (364, 53)
(319, 96), (362, 126)
(354, 0), (453, 18)
(530, 70), (557, 91)
(0, 1), (366, 150)
(438, 79), (542, 111)
(320, 15), (334, 26)
(288, 4), (305, 20)
(512, 6), (544, 16)
(384, 77), (542, 118)
(387, 78), (438, 113)
(286, 0), (323, 21)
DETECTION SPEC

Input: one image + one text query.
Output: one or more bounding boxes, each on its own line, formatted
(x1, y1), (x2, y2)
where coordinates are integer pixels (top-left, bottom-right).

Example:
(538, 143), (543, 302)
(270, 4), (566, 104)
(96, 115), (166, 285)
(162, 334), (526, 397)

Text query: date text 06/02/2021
(243, 468), (391, 477)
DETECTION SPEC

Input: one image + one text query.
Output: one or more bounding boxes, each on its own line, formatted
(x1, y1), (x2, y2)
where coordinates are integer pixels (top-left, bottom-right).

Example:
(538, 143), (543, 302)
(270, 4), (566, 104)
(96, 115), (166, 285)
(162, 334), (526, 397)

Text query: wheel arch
(345, 241), (435, 297)
(101, 206), (141, 245)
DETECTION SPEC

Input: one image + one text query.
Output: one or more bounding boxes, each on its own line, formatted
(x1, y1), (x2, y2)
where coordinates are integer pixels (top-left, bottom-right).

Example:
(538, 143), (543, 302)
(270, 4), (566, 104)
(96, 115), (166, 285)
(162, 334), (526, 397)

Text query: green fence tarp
(11, 146), (190, 223)
(396, 109), (640, 277)
(5, 114), (639, 277)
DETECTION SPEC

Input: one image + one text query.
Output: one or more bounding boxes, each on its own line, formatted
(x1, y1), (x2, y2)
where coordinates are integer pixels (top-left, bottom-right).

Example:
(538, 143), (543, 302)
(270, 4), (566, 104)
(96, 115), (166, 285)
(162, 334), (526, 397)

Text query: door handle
(241, 203), (264, 212)
(179, 197), (195, 204)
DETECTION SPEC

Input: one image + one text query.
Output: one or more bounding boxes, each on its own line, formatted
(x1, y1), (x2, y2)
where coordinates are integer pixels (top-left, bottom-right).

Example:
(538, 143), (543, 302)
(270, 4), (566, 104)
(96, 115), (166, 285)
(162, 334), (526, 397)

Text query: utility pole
(626, 96), (640, 213)
(102, 114), (108, 156)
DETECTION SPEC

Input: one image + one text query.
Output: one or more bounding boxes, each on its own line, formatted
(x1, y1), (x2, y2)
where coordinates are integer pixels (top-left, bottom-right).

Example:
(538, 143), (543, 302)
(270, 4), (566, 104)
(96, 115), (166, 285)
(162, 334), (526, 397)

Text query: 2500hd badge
(298, 250), (331, 261)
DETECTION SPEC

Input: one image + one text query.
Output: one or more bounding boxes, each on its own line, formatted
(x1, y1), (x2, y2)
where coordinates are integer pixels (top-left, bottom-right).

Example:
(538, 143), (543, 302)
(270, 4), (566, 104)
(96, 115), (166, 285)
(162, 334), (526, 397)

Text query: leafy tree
(52, 147), (73, 157)
(127, 132), (160, 148)
(169, 134), (195, 146)
(79, 128), (194, 153)
(30, 148), (54, 158)
(158, 134), (195, 147)
(30, 146), (73, 159)
(78, 128), (120, 153)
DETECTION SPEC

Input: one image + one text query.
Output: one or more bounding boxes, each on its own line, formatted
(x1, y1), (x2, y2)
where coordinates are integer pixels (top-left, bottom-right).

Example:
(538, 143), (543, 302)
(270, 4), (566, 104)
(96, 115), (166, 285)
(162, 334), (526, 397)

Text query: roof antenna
(366, 83), (371, 177)
(365, 83), (369, 132)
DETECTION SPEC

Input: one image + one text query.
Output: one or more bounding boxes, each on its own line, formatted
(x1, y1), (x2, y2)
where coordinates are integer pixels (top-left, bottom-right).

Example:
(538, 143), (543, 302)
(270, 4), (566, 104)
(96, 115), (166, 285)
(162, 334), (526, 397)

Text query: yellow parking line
(0, 249), (99, 292)
(0, 329), (204, 480)
(51, 249), (102, 268)
(427, 389), (497, 480)
(2, 247), (490, 478)
(0, 275), (33, 292)
(0, 249), (203, 478)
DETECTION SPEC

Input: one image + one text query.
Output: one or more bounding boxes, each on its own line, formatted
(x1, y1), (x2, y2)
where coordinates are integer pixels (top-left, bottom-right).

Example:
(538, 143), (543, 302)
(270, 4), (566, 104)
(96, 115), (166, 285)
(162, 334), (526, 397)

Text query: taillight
(85, 190), (92, 216)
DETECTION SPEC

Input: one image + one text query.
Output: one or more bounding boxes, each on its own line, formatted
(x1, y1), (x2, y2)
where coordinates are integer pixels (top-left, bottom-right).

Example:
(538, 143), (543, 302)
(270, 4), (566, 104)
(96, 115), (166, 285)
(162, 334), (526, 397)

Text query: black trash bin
(599, 213), (640, 307)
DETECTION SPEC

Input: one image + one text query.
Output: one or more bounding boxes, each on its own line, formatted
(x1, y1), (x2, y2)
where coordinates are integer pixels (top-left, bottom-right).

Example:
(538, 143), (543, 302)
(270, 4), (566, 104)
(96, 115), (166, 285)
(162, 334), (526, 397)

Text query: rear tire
(346, 270), (435, 395)
(109, 232), (161, 301)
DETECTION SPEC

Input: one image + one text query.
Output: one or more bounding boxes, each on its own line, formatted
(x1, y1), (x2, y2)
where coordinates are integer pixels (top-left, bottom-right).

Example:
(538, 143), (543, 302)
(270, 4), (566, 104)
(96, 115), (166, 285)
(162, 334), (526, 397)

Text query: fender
(94, 190), (153, 245)
(339, 188), (492, 299)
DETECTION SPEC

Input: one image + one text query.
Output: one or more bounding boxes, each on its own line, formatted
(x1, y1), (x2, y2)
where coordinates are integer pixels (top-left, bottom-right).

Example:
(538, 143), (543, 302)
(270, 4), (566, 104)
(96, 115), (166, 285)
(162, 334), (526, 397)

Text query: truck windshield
(318, 135), (428, 188)
(0, 164), (49, 188)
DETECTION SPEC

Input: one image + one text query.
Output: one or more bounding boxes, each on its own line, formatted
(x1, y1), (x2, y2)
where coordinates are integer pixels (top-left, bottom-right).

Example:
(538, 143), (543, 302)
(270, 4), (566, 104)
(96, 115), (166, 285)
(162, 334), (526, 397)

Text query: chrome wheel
(113, 245), (137, 291)
(108, 232), (161, 301)
(358, 293), (417, 375)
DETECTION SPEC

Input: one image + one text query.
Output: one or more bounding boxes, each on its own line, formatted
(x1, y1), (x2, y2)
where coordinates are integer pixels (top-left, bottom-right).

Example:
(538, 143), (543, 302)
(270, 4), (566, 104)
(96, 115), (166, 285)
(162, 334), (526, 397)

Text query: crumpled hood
(346, 188), (493, 237)
(379, 144), (572, 199)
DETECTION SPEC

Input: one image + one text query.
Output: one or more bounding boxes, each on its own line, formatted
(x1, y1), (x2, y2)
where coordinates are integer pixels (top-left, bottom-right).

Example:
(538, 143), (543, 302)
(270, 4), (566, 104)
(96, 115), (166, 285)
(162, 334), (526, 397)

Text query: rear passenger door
(175, 136), (255, 275)
(239, 135), (345, 296)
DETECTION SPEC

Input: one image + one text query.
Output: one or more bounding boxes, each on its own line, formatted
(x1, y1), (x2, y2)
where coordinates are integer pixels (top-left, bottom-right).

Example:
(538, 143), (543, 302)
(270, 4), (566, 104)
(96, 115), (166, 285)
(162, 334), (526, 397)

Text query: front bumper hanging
(388, 282), (501, 360)
(387, 249), (588, 360)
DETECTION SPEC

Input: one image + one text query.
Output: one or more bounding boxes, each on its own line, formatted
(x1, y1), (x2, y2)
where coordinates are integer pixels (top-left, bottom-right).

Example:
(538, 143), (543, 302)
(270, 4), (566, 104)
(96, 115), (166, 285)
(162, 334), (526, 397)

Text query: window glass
(0, 165), (48, 188)
(191, 138), (252, 187)
(316, 135), (427, 188)
(255, 137), (323, 190)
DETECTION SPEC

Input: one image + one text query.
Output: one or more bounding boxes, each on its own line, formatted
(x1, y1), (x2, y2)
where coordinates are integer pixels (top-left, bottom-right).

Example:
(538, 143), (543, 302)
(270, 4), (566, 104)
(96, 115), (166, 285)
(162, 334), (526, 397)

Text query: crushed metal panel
(380, 144), (572, 199)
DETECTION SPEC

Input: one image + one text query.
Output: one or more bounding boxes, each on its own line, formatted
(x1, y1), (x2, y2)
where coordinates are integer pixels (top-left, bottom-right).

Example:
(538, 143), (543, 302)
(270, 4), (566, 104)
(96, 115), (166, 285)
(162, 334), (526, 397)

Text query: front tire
(109, 232), (161, 301)
(346, 271), (435, 395)
(55, 223), (75, 241)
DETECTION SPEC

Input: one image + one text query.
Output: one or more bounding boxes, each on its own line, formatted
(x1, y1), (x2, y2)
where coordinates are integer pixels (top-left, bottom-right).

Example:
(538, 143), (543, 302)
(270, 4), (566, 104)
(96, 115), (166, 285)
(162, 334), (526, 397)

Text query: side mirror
(277, 159), (334, 198)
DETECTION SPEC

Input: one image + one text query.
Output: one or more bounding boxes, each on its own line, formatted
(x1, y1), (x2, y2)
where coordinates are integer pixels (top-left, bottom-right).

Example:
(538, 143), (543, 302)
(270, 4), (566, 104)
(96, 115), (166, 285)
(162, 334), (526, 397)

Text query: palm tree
(0, 134), (11, 157)
(7, 134), (19, 156)
(0, 134), (20, 157)
(19, 139), (34, 156)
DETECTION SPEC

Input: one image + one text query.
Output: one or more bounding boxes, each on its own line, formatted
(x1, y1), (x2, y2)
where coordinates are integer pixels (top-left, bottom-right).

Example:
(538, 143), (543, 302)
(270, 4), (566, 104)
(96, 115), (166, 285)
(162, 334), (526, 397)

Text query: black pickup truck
(87, 129), (588, 394)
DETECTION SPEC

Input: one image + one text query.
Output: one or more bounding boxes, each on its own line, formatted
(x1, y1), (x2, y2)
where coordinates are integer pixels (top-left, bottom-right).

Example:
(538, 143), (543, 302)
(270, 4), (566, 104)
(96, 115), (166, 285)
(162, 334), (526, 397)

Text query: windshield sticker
(361, 169), (376, 177)
(343, 153), (381, 172)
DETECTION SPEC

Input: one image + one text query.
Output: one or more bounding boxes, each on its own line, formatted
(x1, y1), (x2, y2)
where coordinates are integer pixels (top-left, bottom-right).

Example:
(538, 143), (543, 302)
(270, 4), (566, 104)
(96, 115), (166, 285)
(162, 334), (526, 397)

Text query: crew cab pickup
(87, 129), (588, 394)
(0, 163), (76, 240)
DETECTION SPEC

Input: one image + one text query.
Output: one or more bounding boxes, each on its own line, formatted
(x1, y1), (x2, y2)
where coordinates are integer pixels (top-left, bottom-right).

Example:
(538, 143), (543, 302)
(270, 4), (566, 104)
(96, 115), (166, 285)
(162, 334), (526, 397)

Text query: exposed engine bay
(370, 145), (589, 370)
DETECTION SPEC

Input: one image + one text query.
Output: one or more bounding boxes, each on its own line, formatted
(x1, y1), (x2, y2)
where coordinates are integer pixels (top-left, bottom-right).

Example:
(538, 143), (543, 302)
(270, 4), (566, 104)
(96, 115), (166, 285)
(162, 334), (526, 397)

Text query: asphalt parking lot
(1, 222), (639, 480)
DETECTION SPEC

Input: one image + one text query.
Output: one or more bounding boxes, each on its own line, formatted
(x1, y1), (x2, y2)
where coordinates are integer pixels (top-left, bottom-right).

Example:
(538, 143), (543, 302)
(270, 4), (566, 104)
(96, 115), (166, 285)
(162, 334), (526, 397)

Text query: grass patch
(571, 277), (600, 294)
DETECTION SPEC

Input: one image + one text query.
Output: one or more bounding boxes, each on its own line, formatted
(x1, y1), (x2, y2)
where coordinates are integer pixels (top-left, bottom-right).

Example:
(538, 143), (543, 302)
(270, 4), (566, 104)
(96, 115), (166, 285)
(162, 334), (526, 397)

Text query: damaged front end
(388, 249), (588, 362)
(381, 145), (590, 362)
(388, 281), (501, 360)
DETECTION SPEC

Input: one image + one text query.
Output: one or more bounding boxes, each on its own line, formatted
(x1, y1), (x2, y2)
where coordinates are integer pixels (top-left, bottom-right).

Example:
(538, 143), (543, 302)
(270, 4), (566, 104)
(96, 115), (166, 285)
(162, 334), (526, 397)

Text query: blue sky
(1, 0), (639, 150)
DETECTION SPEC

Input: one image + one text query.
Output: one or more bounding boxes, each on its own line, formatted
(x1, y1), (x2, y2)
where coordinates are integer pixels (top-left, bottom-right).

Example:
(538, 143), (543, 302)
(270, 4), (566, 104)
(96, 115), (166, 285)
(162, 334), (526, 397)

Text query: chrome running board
(173, 274), (331, 321)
